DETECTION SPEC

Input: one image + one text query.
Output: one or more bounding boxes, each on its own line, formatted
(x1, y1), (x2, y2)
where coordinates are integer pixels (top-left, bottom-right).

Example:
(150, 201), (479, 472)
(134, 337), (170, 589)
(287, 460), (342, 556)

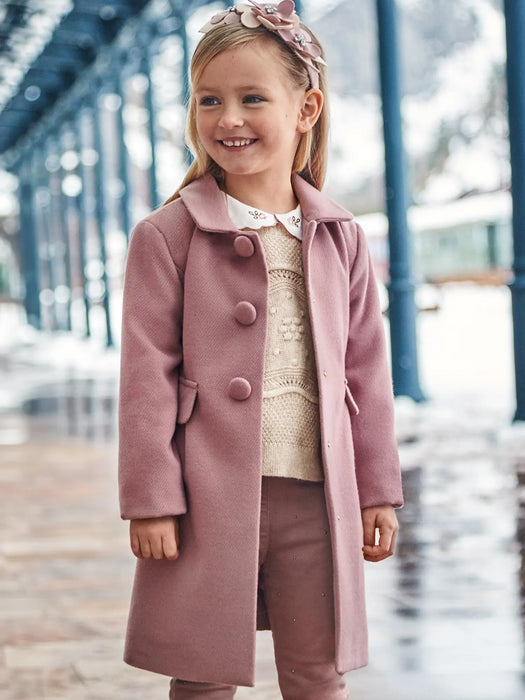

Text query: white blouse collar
(224, 193), (303, 241)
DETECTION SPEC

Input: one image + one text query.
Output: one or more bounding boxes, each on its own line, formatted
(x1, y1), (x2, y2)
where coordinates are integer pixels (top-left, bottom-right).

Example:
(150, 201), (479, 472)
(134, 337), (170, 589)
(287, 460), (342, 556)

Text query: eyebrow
(194, 85), (270, 94)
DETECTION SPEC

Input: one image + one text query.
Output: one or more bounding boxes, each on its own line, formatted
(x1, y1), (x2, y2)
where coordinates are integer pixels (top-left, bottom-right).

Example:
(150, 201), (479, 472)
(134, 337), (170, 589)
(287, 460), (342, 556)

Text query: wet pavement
(1, 301), (525, 698)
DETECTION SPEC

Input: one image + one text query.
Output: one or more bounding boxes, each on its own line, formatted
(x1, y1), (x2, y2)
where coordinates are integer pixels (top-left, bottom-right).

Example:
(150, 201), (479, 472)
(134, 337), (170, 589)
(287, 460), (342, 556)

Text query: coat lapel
(291, 174), (354, 224)
(179, 173), (355, 234)
(179, 174), (238, 234)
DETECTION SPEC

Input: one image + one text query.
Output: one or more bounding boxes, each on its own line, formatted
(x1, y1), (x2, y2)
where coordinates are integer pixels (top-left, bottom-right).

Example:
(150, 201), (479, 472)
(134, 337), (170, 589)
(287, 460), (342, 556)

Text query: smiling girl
(118, 2), (403, 698)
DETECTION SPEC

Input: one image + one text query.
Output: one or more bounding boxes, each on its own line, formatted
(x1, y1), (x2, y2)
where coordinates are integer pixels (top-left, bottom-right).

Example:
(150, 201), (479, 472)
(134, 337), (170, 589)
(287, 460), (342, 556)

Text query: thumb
(362, 512), (377, 548)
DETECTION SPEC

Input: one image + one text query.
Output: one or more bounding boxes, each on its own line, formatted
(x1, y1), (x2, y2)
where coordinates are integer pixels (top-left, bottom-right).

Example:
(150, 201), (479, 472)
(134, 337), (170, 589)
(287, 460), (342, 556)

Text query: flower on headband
(277, 26), (324, 65)
(239, 1), (299, 31)
(199, 1), (326, 88)
(201, 2), (298, 33)
(199, 6), (241, 32)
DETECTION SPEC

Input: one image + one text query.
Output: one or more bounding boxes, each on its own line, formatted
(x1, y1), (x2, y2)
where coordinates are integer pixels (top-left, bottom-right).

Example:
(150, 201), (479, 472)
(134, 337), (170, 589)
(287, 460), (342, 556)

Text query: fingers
(130, 532), (142, 559)
(361, 506), (399, 563)
(174, 517), (180, 548)
(149, 534), (164, 560)
(129, 517), (180, 560)
(162, 534), (179, 560)
(362, 510), (377, 548)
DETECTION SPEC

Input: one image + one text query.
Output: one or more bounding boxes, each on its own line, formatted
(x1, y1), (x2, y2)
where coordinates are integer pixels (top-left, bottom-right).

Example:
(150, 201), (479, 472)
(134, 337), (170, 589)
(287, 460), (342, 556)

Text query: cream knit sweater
(253, 222), (324, 482)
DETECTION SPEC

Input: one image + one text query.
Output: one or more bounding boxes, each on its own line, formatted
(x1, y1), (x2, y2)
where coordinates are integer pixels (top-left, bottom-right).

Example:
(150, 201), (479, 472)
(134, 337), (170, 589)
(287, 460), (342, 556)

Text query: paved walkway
(1, 332), (525, 698)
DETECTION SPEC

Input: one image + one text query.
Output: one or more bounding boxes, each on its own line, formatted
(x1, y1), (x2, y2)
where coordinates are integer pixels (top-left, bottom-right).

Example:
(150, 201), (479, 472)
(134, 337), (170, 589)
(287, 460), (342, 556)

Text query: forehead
(196, 39), (291, 90)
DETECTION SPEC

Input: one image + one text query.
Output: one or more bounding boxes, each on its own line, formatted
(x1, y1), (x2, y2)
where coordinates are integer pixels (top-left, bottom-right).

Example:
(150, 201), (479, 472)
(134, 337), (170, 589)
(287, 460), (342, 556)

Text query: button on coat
(228, 376), (252, 400)
(234, 301), (257, 325)
(233, 234), (255, 257)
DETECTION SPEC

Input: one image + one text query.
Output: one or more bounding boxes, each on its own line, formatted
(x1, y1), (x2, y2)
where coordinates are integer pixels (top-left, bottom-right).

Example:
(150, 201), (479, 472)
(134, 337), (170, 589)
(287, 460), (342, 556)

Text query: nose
(217, 105), (244, 130)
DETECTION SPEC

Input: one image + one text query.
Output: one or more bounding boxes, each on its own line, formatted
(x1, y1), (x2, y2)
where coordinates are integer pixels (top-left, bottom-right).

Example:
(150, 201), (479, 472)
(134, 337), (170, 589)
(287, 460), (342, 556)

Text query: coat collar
(179, 173), (354, 234)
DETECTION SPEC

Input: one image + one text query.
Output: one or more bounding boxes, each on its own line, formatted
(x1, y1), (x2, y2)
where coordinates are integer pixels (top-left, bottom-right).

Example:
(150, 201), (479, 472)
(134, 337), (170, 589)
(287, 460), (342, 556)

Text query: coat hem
(123, 651), (256, 688)
(335, 653), (369, 675)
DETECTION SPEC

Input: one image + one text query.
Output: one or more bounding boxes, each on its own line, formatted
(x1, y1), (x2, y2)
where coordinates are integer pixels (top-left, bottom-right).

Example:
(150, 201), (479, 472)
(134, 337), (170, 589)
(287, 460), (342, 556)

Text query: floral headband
(199, 1), (326, 89)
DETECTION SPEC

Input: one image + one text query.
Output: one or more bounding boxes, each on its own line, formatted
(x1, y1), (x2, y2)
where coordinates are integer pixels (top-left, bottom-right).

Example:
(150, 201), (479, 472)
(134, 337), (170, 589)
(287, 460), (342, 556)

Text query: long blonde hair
(164, 22), (329, 205)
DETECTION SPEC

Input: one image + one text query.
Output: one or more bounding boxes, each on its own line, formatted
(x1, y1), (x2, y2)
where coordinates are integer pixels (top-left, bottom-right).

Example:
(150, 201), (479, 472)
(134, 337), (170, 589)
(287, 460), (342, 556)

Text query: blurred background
(0, 1), (524, 698)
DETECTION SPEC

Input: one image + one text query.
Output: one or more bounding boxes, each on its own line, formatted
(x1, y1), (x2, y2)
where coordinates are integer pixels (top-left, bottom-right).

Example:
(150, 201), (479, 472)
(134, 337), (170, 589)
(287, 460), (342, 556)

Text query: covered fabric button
(234, 301), (257, 325)
(228, 377), (252, 400)
(233, 235), (255, 257)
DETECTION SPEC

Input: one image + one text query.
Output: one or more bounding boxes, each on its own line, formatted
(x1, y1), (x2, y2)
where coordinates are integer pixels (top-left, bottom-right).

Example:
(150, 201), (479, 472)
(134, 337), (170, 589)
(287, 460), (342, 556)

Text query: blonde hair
(164, 22), (329, 205)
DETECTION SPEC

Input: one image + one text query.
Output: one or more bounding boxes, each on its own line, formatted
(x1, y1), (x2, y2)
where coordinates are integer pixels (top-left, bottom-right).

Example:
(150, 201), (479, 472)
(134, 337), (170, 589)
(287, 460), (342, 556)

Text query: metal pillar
(376, 0), (424, 401)
(140, 37), (160, 210)
(179, 9), (193, 166)
(504, 0), (525, 421)
(34, 143), (57, 331)
(91, 91), (114, 348)
(73, 108), (92, 337)
(56, 129), (73, 331)
(18, 162), (41, 328)
(114, 61), (132, 242)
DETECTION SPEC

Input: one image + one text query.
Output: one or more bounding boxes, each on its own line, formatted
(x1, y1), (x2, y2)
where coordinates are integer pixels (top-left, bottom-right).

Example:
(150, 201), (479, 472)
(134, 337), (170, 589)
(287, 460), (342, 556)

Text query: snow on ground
(417, 283), (514, 409)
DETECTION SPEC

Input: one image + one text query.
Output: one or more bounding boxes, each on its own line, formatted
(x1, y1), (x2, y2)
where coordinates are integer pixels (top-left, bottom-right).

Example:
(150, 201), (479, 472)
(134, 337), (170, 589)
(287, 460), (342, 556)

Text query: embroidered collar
(179, 174), (354, 236)
(224, 193), (303, 241)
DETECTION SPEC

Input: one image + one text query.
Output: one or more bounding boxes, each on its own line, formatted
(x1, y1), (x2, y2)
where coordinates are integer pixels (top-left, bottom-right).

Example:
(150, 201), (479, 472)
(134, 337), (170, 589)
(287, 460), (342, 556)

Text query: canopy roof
(0, 0), (212, 159)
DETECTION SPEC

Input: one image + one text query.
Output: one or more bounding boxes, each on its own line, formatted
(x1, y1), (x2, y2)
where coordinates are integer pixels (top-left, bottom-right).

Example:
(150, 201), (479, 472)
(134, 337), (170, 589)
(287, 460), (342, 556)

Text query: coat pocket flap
(177, 376), (199, 424)
(344, 380), (360, 416)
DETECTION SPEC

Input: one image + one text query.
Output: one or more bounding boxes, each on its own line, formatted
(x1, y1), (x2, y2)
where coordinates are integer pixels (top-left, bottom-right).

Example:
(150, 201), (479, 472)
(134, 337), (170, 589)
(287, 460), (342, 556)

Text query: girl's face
(194, 40), (308, 193)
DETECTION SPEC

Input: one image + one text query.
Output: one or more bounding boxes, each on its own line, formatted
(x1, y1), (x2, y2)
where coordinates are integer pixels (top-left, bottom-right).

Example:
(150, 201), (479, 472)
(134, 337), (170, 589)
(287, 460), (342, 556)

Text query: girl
(118, 2), (403, 698)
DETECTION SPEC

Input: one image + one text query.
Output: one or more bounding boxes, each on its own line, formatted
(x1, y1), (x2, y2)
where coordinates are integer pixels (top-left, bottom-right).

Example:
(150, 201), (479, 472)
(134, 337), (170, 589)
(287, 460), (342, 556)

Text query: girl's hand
(361, 505), (398, 562)
(129, 516), (180, 560)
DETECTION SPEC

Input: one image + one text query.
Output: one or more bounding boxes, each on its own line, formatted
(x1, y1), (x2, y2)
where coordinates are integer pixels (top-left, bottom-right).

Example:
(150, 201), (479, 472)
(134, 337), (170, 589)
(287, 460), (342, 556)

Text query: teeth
(222, 139), (253, 147)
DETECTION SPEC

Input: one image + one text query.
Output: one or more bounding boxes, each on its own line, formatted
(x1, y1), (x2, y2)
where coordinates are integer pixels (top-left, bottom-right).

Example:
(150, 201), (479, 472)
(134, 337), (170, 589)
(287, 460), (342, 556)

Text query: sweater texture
(253, 222), (324, 481)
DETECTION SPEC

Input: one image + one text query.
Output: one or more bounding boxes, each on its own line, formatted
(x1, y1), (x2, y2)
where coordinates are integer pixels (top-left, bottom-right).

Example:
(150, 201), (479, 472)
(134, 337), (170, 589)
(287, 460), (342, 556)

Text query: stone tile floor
(1, 361), (525, 698)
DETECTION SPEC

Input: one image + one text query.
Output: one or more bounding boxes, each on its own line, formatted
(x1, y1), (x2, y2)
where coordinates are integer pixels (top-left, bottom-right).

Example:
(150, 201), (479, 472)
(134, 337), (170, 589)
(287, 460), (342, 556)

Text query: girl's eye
(200, 96), (220, 106)
(243, 95), (264, 104)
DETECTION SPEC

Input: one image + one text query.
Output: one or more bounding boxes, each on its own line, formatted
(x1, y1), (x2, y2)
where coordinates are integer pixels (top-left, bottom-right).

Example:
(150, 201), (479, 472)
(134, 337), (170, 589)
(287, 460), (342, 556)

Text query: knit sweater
(252, 222), (324, 482)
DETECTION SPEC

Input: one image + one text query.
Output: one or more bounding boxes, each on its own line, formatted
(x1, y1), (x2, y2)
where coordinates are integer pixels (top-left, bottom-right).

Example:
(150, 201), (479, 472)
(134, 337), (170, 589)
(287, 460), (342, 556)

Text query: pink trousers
(169, 476), (348, 699)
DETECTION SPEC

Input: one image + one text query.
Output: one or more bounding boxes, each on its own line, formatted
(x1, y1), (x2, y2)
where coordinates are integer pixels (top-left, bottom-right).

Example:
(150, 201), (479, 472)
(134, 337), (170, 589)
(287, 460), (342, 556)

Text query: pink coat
(118, 173), (403, 686)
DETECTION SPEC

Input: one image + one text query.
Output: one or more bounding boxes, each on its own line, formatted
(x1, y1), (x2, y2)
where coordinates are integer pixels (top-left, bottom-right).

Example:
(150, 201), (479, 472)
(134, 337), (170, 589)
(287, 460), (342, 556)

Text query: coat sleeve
(118, 219), (187, 520)
(344, 221), (404, 509)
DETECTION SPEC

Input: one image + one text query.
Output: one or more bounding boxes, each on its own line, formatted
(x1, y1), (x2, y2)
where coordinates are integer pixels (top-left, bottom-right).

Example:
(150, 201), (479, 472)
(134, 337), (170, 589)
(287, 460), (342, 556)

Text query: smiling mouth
(220, 138), (257, 148)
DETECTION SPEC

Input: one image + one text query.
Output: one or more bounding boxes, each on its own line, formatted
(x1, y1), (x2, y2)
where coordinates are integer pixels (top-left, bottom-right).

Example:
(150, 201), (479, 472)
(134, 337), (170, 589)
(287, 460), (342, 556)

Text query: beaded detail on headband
(199, 1), (326, 89)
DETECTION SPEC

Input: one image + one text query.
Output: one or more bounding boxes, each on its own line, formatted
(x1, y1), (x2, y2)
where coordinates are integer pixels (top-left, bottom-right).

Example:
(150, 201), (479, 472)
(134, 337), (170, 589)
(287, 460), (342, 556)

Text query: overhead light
(99, 6), (117, 21)
(24, 85), (41, 101)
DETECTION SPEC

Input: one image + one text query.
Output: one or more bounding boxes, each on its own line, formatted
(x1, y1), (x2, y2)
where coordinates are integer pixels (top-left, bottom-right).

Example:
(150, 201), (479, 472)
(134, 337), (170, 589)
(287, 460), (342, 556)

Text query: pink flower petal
(199, 20), (215, 33)
(277, 0), (296, 16)
(210, 11), (228, 24)
(224, 12), (241, 24)
(257, 16), (295, 30)
(240, 11), (260, 28)
(247, 1), (265, 12)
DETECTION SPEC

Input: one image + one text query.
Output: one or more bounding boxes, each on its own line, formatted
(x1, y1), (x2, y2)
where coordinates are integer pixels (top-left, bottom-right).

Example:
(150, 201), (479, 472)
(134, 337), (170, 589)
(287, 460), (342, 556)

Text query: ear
(297, 89), (324, 133)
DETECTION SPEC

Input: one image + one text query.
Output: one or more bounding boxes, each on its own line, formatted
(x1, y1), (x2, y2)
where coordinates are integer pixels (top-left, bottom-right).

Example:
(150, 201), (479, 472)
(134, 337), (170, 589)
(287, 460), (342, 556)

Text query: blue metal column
(91, 89), (114, 347)
(34, 142), (57, 331)
(140, 35), (160, 210)
(17, 160), (41, 328)
(504, 0), (525, 421)
(73, 107), (92, 337)
(179, 8), (193, 166)
(114, 60), (132, 242)
(56, 129), (73, 331)
(376, 0), (424, 401)
(46, 135), (69, 331)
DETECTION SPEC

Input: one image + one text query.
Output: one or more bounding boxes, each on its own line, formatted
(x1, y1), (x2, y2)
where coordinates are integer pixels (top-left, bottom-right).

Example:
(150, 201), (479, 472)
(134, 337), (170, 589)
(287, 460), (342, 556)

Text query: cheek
(196, 113), (214, 142)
